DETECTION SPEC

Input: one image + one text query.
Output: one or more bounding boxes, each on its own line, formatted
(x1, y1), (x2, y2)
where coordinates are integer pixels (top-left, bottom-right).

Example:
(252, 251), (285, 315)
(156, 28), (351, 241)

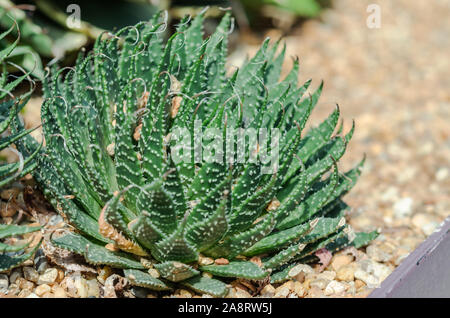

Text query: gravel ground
(1, 0), (449, 298)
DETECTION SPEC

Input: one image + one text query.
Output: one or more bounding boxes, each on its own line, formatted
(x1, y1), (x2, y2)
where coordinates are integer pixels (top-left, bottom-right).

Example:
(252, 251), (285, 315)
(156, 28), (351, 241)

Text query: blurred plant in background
(0, 0), (328, 79)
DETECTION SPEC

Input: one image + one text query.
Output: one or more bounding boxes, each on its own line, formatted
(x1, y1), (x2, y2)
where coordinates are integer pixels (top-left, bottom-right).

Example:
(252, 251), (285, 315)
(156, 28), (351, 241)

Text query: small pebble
(260, 284), (275, 297)
(274, 286), (290, 298)
(23, 267), (39, 283)
(178, 289), (192, 298)
(53, 286), (67, 298)
(17, 277), (34, 291)
(214, 258), (229, 265)
(86, 279), (100, 298)
(198, 255), (214, 266)
(354, 269), (379, 287)
(288, 264), (314, 282)
(18, 289), (32, 297)
(34, 249), (49, 274)
(354, 279), (366, 290)
(234, 288), (252, 298)
(310, 278), (330, 290)
(366, 245), (392, 263)
(74, 276), (89, 298)
(316, 270), (336, 281)
(38, 268), (58, 285)
(306, 286), (324, 298)
(293, 281), (305, 297)
(35, 284), (51, 297)
(330, 254), (353, 271)
(393, 197), (413, 218)
(336, 265), (355, 282)
(9, 268), (23, 284)
(324, 280), (346, 296)
(148, 268), (160, 278)
(0, 274), (9, 293)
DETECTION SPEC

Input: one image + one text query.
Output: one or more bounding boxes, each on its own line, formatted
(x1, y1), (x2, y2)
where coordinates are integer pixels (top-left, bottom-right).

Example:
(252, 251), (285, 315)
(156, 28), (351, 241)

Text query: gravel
(1, 0), (448, 298)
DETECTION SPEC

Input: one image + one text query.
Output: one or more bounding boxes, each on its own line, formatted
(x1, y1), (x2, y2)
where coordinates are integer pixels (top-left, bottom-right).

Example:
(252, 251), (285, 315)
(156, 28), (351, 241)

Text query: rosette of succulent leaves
(16, 12), (378, 296)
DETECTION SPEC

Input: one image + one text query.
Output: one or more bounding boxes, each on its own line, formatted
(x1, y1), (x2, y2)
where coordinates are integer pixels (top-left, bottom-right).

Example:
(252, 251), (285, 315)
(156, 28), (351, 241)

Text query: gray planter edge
(369, 216), (450, 298)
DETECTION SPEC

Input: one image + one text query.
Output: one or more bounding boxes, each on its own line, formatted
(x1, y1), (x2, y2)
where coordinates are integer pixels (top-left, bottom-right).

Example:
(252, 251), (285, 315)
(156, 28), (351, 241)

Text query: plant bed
(369, 217), (450, 298)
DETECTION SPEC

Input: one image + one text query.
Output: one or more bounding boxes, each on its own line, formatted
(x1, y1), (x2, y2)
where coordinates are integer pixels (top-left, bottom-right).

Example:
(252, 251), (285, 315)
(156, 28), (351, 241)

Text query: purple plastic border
(369, 217), (450, 298)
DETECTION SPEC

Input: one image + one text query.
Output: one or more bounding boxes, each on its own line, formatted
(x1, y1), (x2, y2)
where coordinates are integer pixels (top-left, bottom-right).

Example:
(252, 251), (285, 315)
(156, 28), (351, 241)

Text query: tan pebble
(22, 259), (34, 267)
(336, 264), (355, 282)
(202, 272), (213, 279)
(354, 279), (366, 290)
(266, 198), (280, 211)
(280, 280), (294, 291)
(324, 280), (346, 296)
(249, 256), (262, 267)
(225, 288), (237, 298)
(303, 277), (313, 289)
(198, 255), (214, 266)
(74, 276), (89, 298)
(273, 286), (290, 298)
(18, 289), (32, 297)
(178, 289), (192, 298)
(140, 258), (154, 269)
(366, 245), (392, 263)
(331, 254), (353, 271)
(17, 278), (34, 291)
(234, 288), (252, 298)
(53, 286), (67, 298)
(7, 283), (19, 294)
(310, 278), (330, 290)
(355, 287), (373, 298)
(293, 272), (306, 283)
(148, 268), (160, 278)
(293, 281), (305, 297)
(214, 258), (229, 265)
(317, 270), (336, 281)
(288, 264), (314, 278)
(61, 277), (78, 298)
(38, 268), (58, 285)
(354, 269), (378, 287)
(306, 286), (324, 298)
(42, 292), (54, 298)
(290, 264), (314, 283)
(86, 279), (100, 297)
(260, 284), (275, 297)
(35, 284), (51, 296)
(146, 292), (157, 298)
(23, 267), (39, 283)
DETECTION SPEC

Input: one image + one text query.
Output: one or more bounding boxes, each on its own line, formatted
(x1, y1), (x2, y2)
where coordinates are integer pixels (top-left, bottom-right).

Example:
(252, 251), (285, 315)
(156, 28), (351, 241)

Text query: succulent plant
(0, 17), (41, 185)
(0, 224), (41, 272)
(0, 21), (42, 272)
(17, 12), (377, 296)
